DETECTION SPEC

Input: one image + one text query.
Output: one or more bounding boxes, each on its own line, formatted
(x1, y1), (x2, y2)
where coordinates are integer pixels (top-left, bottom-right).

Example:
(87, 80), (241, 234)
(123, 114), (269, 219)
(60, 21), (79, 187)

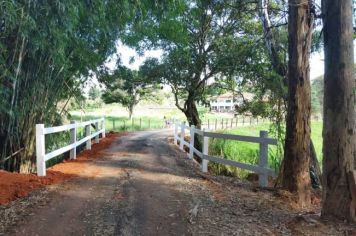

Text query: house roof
(213, 92), (255, 100)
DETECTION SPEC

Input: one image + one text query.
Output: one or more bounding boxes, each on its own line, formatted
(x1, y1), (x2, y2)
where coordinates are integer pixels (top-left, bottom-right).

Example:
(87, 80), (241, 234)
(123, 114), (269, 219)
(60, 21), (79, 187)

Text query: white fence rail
(173, 122), (277, 187)
(36, 118), (105, 176)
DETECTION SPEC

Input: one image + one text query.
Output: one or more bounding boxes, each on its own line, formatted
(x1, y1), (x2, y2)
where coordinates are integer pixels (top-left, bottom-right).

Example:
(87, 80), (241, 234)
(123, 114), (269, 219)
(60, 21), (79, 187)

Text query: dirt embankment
(0, 132), (126, 205)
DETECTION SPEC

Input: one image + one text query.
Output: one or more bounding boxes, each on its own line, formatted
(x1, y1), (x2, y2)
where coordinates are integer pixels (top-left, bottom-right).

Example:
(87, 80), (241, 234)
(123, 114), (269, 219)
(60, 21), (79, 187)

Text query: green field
(70, 103), (235, 120)
(69, 103), (240, 131)
(70, 114), (171, 131)
(208, 122), (323, 178)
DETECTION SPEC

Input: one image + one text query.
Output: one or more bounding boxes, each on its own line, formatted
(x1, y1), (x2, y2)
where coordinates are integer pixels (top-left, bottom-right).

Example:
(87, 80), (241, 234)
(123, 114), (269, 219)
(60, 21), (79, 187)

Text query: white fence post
(202, 129), (209, 173)
(95, 121), (99, 143)
(35, 117), (106, 176)
(102, 117), (106, 138)
(70, 121), (76, 160)
(174, 121), (178, 145)
(36, 124), (46, 176)
(179, 122), (185, 150)
(189, 125), (195, 159)
(259, 130), (268, 187)
(85, 124), (91, 150)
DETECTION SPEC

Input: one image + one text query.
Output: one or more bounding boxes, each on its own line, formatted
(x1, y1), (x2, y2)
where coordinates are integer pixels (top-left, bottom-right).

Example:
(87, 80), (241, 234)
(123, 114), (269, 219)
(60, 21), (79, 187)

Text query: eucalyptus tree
(321, 0), (356, 222)
(0, 1), (133, 172)
(257, 0), (326, 202)
(280, 0), (315, 207)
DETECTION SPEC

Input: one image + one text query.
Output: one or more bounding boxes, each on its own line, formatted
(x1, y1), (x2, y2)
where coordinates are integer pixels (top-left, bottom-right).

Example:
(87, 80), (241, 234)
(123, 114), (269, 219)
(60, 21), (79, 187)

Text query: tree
(321, 0), (356, 221)
(281, 0), (315, 207)
(258, 0), (288, 82)
(99, 65), (159, 119)
(126, 0), (258, 127)
(257, 0), (326, 204)
(143, 0), (264, 127)
(0, 1), (134, 172)
(88, 86), (101, 100)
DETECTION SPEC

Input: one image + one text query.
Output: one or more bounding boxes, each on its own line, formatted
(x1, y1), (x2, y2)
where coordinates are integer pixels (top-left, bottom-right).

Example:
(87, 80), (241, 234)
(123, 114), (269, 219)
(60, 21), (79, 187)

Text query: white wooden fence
(36, 118), (105, 176)
(173, 122), (277, 187)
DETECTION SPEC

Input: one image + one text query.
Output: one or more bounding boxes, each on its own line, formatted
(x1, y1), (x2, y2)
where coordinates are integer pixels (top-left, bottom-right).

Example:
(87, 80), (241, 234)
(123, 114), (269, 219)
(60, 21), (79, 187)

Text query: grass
(70, 103), (185, 119)
(104, 116), (166, 131)
(70, 114), (167, 132)
(69, 104), (242, 132)
(208, 122), (323, 178)
(69, 103), (241, 124)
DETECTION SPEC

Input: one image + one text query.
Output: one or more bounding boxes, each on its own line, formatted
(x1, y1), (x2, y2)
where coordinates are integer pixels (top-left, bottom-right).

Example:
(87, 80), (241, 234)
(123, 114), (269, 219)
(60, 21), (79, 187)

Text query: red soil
(0, 132), (126, 205)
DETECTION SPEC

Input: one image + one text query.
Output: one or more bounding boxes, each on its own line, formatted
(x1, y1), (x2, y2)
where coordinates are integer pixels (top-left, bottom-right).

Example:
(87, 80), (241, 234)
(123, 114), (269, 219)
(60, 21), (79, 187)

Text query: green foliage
(209, 122), (323, 179)
(0, 1), (134, 172)
(209, 124), (277, 178)
(88, 86), (101, 101)
(132, 1), (261, 126)
(311, 77), (324, 115)
(99, 65), (160, 118)
(71, 114), (166, 132)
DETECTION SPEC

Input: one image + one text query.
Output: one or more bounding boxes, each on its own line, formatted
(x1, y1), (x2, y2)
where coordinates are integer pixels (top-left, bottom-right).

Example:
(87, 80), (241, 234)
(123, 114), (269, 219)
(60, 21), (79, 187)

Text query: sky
(310, 52), (324, 79)
(107, 42), (162, 71)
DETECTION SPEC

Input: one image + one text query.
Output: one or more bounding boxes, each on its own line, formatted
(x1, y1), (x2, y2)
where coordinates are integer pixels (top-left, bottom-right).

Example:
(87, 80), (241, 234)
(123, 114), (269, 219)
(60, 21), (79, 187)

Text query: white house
(210, 93), (237, 112)
(210, 92), (254, 112)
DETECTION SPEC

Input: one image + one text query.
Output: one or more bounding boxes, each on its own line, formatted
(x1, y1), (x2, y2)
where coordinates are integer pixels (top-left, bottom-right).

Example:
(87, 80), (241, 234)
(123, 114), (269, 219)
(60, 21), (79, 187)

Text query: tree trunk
(281, 0), (313, 207)
(321, 0), (356, 222)
(128, 104), (134, 120)
(276, 140), (322, 189)
(184, 98), (202, 129)
(183, 97), (203, 152)
(258, 0), (287, 80)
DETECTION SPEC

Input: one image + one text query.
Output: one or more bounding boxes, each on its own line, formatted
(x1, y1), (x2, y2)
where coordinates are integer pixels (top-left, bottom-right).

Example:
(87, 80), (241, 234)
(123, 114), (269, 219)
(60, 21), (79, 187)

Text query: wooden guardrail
(173, 121), (277, 187)
(36, 118), (105, 176)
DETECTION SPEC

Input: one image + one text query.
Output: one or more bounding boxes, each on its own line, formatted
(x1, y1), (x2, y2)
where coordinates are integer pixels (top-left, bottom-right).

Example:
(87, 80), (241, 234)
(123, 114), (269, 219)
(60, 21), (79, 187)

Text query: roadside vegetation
(209, 122), (323, 178)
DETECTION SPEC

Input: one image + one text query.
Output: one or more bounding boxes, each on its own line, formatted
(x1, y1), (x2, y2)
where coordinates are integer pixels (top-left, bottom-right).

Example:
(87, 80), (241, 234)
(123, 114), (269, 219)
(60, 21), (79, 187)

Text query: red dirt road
(0, 132), (122, 205)
(2, 130), (197, 235)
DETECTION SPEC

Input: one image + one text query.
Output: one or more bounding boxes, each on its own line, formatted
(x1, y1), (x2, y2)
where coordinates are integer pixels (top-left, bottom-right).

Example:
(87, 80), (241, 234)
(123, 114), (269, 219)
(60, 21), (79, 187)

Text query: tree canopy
(99, 65), (160, 118)
(88, 86), (101, 101)
(134, 0), (269, 128)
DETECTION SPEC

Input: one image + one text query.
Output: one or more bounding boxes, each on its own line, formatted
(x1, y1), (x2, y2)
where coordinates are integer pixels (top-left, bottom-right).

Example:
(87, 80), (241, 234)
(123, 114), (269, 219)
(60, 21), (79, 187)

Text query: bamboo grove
(0, 1), (133, 172)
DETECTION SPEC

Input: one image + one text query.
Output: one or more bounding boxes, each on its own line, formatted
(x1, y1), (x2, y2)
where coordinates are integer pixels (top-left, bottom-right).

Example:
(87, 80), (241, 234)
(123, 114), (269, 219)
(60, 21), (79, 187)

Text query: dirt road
(1, 130), (355, 236)
(3, 130), (204, 236)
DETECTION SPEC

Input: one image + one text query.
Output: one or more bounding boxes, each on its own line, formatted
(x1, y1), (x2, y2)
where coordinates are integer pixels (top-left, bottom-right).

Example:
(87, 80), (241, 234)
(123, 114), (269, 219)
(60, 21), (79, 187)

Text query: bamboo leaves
(0, 0), (133, 172)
